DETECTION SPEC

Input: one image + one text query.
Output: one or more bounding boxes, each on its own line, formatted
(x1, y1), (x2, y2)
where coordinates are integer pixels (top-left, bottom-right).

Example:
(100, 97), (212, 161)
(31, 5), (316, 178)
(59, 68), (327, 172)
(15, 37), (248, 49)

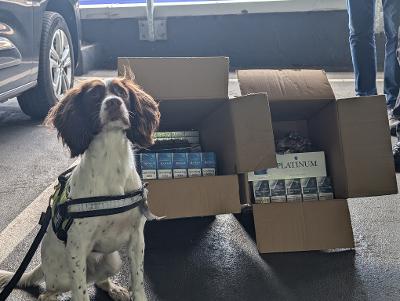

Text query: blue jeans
(347, 0), (400, 108)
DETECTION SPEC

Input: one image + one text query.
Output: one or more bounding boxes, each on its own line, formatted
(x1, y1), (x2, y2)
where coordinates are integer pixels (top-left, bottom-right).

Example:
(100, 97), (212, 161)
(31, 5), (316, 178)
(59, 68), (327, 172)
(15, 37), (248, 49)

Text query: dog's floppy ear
(44, 83), (94, 157)
(122, 78), (160, 148)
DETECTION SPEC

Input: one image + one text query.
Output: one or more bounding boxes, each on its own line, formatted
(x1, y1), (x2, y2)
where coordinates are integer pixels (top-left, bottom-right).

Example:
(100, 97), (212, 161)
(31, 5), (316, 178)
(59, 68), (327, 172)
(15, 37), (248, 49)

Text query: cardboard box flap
(253, 200), (354, 253)
(230, 94), (277, 172)
(337, 96), (397, 197)
(237, 69), (335, 121)
(200, 94), (277, 175)
(158, 99), (225, 130)
(147, 175), (241, 219)
(118, 57), (229, 100)
(237, 69), (335, 101)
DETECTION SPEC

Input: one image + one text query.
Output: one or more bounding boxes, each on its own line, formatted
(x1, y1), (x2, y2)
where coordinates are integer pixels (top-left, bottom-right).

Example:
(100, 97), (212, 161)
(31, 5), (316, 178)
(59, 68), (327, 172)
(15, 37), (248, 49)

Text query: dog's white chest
(87, 210), (139, 253)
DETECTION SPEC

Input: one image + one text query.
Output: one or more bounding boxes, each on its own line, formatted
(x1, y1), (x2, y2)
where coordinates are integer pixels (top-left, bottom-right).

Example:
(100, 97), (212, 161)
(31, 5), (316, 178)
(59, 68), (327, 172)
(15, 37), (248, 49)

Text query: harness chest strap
(50, 167), (159, 242)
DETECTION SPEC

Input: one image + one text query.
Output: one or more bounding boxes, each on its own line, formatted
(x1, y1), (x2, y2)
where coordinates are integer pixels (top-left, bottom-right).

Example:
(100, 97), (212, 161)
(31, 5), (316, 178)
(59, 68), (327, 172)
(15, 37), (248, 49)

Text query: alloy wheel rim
(49, 29), (72, 100)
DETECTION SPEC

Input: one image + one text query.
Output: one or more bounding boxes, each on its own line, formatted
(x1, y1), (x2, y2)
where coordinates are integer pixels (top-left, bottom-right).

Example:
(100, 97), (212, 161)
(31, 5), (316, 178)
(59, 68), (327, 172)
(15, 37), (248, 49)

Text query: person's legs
(347, 0), (377, 96)
(391, 26), (400, 169)
(382, 0), (400, 109)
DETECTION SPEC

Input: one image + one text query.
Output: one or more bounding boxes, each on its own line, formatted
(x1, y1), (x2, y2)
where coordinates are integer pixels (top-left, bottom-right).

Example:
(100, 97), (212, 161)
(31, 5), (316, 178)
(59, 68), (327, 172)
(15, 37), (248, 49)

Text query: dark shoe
(393, 141), (400, 172)
(388, 109), (399, 136)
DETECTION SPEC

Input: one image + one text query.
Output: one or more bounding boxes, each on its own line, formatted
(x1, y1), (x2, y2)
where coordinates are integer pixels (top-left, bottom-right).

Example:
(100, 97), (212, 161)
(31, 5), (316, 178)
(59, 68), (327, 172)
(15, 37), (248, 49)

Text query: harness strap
(52, 184), (149, 242)
(58, 189), (147, 219)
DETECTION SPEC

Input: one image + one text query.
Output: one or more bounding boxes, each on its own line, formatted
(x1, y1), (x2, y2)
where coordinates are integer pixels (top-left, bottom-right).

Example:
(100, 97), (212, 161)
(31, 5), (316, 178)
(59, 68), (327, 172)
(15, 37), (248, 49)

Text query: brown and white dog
(0, 77), (160, 301)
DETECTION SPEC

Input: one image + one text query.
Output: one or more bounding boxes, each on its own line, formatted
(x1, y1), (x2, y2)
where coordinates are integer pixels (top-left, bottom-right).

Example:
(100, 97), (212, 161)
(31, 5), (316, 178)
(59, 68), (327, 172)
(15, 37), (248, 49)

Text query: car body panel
(0, 0), (80, 102)
(0, 0), (34, 98)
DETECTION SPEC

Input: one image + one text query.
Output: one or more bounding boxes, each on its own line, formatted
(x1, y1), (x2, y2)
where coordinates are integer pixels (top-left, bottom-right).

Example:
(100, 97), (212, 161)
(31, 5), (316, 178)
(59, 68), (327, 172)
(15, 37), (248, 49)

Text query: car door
(0, 0), (33, 100)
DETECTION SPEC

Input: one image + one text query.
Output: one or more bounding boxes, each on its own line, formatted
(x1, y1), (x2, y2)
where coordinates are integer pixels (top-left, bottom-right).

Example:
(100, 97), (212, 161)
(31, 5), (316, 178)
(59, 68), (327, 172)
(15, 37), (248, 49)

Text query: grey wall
(82, 10), (385, 71)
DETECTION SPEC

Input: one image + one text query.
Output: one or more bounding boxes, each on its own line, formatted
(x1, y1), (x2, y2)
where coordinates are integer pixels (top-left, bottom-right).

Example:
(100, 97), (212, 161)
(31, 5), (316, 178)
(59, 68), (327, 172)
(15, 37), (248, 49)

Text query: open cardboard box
(237, 69), (398, 253)
(118, 57), (276, 219)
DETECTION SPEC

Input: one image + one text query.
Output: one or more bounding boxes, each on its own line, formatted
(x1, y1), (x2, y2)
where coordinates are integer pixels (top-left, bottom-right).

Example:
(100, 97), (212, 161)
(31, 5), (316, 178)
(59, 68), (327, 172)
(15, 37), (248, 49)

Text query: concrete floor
(1, 72), (399, 301)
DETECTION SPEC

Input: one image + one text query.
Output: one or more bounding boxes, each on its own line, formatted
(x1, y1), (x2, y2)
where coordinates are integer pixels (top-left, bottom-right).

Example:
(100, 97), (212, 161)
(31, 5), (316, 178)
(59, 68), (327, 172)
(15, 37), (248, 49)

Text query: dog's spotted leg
(93, 252), (130, 301)
(38, 291), (58, 301)
(128, 220), (147, 301)
(66, 239), (90, 301)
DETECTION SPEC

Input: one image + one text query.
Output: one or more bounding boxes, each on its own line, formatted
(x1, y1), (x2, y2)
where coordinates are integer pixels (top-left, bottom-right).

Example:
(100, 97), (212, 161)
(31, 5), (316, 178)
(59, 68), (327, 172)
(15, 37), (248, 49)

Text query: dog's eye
(113, 85), (128, 98)
(87, 86), (104, 99)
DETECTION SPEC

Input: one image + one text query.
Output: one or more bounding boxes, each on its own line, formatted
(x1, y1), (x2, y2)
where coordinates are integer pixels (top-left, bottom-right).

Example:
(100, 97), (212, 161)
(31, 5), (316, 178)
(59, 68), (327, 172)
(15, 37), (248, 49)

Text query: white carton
(248, 152), (327, 181)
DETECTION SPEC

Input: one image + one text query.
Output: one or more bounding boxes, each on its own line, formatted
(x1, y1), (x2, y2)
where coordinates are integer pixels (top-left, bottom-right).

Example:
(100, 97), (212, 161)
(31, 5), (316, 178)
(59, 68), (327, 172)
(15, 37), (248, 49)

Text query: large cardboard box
(237, 69), (397, 253)
(118, 57), (276, 219)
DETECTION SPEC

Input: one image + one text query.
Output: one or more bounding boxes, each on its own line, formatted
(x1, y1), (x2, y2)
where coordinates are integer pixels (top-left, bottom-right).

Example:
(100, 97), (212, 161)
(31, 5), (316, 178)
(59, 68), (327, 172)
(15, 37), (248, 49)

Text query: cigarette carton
(285, 178), (302, 202)
(317, 176), (334, 200)
(157, 153), (173, 179)
(140, 153), (157, 180)
(185, 131), (200, 137)
(154, 132), (172, 139)
(252, 180), (271, 203)
(185, 131), (200, 144)
(269, 180), (287, 202)
(170, 131), (186, 138)
(301, 177), (319, 201)
(201, 152), (216, 176)
(187, 136), (200, 144)
(188, 153), (202, 177)
(173, 153), (188, 178)
(248, 152), (327, 181)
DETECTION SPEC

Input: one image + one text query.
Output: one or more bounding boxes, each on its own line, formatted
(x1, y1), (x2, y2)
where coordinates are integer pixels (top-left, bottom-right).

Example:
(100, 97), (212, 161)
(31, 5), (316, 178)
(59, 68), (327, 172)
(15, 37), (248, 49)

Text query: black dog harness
(51, 166), (149, 242)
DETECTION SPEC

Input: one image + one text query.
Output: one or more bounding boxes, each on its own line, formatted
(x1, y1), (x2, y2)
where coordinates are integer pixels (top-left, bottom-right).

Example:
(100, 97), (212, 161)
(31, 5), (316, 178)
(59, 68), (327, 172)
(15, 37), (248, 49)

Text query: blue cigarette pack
(188, 153), (202, 177)
(157, 153), (173, 179)
(201, 152), (216, 176)
(140, 153), (157, 180)
(173, 153), (188, 178)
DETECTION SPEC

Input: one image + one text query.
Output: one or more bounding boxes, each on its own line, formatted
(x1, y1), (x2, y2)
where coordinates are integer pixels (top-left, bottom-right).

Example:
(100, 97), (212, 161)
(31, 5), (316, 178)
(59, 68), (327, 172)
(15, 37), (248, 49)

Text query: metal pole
(146, 0), (155, 41)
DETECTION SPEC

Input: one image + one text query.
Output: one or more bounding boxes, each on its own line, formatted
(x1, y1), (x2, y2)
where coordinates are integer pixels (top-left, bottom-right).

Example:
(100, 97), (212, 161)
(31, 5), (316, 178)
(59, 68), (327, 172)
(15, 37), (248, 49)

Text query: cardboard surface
(157, 98), (225, 130)
(337, 96), (398, 197)
(237, 69), (335, 121)
(147, 175), (241, 219)
(118, 57), (229, 100)
(237, 68), (397, 199)
(117, 58), (290, 220)
(237, 68), (397, 253)
(237, 69), (335, 101)
(308, 101), (348, 198)
(253, 200), (354, 253)
(200, 93), (277, 174)
(229, 94), (277, 172)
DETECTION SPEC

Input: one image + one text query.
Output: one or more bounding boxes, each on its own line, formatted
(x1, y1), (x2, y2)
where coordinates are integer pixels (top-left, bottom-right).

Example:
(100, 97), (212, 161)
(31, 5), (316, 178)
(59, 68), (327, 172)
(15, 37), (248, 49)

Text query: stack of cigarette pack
(138, 130), (217, 180)
(151, 131), (202, 153)
(252, 177), (334, 203)
(248, 150), (335, 203)
(139, 152), (217, 180)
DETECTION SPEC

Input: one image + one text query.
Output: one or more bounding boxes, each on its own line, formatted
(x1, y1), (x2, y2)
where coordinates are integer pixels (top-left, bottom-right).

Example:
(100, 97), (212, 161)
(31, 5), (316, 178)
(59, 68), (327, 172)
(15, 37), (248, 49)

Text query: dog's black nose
(105, 98), (122, 109)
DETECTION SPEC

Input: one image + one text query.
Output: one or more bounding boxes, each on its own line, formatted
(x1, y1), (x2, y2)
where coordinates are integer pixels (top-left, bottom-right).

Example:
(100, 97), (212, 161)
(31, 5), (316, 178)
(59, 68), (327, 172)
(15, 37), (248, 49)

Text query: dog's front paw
(131, 289), (147, 301)
(107, 284), (131, 301)
(38, 292), (58, 301)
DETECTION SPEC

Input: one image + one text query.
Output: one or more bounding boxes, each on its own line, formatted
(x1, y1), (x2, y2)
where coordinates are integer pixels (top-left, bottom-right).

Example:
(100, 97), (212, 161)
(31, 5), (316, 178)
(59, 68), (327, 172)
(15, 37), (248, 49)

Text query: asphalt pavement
(1, 72), (399, 301)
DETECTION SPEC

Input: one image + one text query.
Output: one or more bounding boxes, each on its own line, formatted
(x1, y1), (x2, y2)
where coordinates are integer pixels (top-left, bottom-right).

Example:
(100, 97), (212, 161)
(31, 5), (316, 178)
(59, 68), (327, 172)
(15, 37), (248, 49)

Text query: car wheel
(18, 11), (74, 119)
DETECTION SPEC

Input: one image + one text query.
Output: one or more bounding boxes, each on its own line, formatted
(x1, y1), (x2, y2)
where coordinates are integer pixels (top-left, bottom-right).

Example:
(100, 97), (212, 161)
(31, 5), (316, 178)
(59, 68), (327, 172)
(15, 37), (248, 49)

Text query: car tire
(18, 11), (74, 119)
